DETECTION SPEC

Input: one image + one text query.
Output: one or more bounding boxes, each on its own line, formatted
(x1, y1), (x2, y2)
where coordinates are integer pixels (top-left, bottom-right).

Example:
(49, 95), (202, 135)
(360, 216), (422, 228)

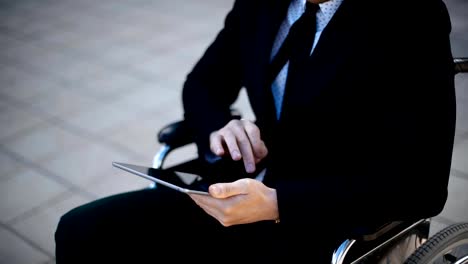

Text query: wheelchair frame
(150, 58), (468, 264)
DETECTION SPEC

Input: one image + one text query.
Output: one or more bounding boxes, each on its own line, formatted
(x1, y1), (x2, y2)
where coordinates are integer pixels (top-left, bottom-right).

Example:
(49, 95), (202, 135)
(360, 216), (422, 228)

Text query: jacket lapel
(247, 0), (291, 133)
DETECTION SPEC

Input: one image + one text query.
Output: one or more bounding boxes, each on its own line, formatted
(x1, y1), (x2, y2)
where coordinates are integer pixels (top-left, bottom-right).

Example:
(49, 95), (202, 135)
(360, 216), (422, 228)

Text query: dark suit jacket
(182, 0), (456, 236)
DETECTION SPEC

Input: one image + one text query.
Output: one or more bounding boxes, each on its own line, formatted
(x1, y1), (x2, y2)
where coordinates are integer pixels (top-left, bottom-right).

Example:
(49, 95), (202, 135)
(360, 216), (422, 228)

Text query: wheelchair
(150, 57), (468, 264)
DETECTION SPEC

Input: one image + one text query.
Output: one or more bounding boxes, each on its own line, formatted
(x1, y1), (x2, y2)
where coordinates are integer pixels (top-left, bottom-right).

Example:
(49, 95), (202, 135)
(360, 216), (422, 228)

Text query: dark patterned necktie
(269, 2), (319, 118)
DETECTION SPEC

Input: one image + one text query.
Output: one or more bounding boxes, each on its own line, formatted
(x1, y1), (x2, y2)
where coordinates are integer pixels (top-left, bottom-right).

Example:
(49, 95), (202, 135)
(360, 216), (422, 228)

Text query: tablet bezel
(112, 161), (210, 195)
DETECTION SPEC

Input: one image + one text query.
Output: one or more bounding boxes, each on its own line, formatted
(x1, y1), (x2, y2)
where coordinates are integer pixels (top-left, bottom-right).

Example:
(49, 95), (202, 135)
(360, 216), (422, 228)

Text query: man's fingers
(210, 132), (225, 156)
(231, 123), (256, 173)
(209, 119), (268, 173)
(243, 121), (268, 161)
(210, 129), (244, 161)
(222, 130), (242, 160)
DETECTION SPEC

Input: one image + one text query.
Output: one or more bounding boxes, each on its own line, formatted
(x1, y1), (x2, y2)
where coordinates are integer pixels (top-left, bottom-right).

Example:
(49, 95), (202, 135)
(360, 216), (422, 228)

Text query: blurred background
(0, 0), (467, 263)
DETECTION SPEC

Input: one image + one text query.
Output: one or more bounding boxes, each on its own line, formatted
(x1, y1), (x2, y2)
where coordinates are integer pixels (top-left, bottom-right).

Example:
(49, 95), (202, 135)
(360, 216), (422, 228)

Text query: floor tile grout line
(5, 191), (75, 226)
(457, 131), (468, 142)
(0, 71), (166, 129)
(0, 221), (54, 259)
(0, 145), (98, 201)
(0, 117), (61, 150)
(454, 132), (468, 146)
(0, 93), (67, 134)
(0, 16), (220, 84)
(0, 26), (170, 83)
(0, 37), (151, 87)
(0, 93), (149, 162)
(451, 168), (468, 181)
(47, 115), (149, 161)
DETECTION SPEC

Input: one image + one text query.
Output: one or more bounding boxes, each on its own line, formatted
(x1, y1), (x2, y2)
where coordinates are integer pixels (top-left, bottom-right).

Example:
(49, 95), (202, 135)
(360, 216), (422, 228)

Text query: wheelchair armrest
(153, 120), (194, 169)
(454, 57), (468, 74)
(157, 120), (194, 149)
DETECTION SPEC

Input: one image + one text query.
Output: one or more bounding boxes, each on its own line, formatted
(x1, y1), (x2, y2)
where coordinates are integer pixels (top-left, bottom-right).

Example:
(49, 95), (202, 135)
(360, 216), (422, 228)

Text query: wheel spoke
(444, 252), (458, 263)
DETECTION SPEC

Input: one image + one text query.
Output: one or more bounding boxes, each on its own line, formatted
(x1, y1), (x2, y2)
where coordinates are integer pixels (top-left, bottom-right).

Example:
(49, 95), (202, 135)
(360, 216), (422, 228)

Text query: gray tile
(20, 51), (92, 83)
(106, 115), (162, 160)
(1, 122), (91, 163)
(0, 0), (49, 17)
(455, 116), (468, 138)
(0, 12), (45, 42)
(0, 7), (31, 30)
(0, 169), (66, 223)
(0, 99), (48, 141)
(1, 41), (54, 70)
(62, 100), (149, 135)
(50, 60), (103, 84)
(94, 25), (149, 49)
(126, 51), (180, 81)
(0, 68), (63, 102)
(28, 30), (86, 55)
(0, 34), (24, 58)
(86, 168), (151, 199)
(143, 30), (189, 54)
(111, 82), (180, 115)
(0, 226), (50, 264)
(452, 168), (468, 181)
(13, 18), (60, 44)
(12, 192), (91, 256)
(437, 176), (468, 224)
(71, 71), (148, 101)
(2, 43), (62, 78)
(42, 143), (130, 189)
(454, 73), (468, 136)
(97, 45), (156, 69)
(0, 150), (25, 182)
(451, 139), (468, 174)
(65, 62), (120, 83)
(104, 100), (188, 162)
(25, 89), (101, 120)
(455, 71), (468, 101)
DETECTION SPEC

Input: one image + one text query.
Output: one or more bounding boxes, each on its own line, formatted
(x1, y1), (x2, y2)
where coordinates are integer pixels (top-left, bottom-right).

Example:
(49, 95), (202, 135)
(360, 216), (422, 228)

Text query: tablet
(112, 162), (211, 195)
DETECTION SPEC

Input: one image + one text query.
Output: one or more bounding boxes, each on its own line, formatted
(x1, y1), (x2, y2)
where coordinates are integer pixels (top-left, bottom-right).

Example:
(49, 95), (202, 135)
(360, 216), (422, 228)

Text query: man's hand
(189, 178), (279, 226)
(209, 119), (268, 173)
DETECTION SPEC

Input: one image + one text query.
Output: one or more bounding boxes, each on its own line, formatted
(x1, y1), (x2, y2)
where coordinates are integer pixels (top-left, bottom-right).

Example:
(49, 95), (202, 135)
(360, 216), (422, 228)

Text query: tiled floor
(0, 0), (467, 263)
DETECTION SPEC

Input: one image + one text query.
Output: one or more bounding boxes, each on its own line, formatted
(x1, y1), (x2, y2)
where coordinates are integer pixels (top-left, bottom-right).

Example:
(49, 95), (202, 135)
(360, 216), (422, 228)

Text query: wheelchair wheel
(404, 222), (468, 264)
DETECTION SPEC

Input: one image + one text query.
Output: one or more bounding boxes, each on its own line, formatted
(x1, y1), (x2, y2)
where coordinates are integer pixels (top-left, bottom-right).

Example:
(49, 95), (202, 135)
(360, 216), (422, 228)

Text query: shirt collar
(298, 0), (344, 14)
(298, 0), (344, 32)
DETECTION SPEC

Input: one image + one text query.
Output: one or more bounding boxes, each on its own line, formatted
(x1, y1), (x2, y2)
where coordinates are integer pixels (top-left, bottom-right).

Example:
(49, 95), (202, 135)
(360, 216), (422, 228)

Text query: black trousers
(55, 186), (338, 263)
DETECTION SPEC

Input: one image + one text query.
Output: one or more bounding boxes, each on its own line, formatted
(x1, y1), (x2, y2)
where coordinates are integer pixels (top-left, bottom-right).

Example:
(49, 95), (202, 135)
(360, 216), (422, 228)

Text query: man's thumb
(209, 184), (228, 198)
(209, 180), (248, 198)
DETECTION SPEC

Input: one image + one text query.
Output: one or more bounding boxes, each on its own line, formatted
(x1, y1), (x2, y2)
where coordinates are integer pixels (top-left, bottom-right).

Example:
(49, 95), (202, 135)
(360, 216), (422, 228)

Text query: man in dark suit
(55, 0), (455, 263)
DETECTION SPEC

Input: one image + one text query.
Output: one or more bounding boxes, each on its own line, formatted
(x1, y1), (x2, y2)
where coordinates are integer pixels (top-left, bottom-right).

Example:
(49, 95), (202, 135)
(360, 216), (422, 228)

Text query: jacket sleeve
(182, 0), (246, 157)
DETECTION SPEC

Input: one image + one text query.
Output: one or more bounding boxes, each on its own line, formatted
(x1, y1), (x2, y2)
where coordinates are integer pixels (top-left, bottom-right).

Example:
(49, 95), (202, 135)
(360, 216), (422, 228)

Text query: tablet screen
(112, 162), (211, 195)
